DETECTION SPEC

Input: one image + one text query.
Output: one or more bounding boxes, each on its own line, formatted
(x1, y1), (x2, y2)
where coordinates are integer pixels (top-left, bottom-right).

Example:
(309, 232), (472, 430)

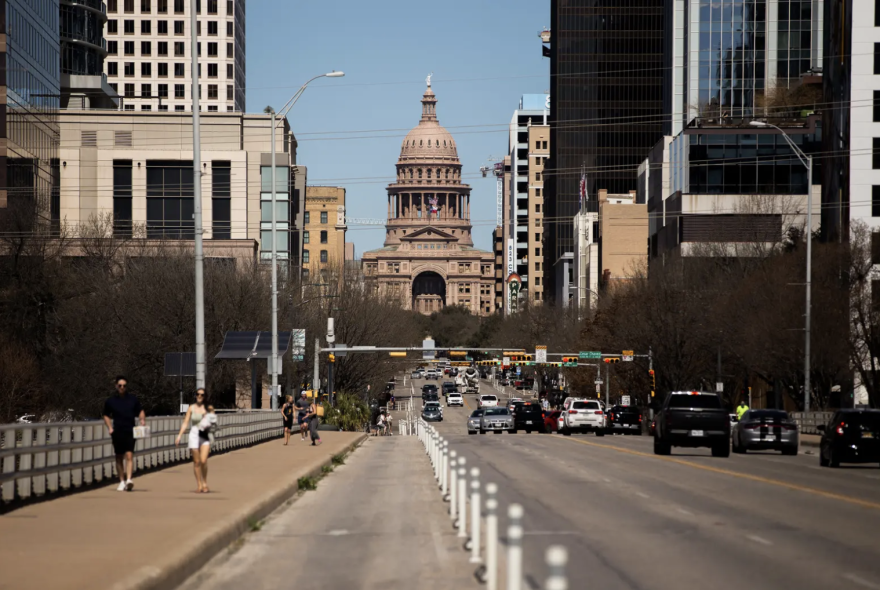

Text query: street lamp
(749, 120), (814, 412)
(267, 71), (345, 410)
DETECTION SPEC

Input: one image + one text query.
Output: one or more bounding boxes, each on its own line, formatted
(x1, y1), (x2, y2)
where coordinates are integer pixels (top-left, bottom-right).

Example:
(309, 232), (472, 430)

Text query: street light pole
(749, 120), (812, 412)
(266, 71), (344, 411)
(190, 0), (206, 390)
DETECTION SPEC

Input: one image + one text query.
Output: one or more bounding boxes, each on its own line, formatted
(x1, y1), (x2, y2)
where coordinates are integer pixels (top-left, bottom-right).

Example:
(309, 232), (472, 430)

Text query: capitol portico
(362, 81), (495, 316)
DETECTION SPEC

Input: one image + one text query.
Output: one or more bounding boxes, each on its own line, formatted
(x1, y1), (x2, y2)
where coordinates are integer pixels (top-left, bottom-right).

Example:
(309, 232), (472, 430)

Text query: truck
(464, 367), (480, 394)
(653, 391), (730, 457)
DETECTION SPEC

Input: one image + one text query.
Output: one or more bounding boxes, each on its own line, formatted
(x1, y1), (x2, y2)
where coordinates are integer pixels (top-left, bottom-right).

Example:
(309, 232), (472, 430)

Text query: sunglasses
(196, 393), (205, 397)
(116, 384), (127, 389)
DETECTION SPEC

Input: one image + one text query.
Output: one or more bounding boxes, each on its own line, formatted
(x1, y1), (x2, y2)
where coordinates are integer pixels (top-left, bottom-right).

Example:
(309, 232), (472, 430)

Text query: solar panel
(164, 352), (196, 376)
(215, 331), (292, 360)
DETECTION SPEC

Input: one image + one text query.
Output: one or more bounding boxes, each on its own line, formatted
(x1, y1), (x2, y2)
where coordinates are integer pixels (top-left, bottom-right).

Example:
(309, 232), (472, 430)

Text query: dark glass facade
(546, 0), (664, 302)
(0, 0), (61, 220)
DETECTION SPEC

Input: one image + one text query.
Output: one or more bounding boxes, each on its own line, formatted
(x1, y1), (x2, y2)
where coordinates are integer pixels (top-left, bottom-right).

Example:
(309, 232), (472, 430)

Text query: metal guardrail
(0, 411), (283, 504)
(790, 411), (834, 435)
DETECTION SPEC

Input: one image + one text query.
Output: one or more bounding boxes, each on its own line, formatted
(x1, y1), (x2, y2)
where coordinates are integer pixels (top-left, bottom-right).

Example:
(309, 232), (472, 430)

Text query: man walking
(295, 392), (311, 442)
(102, 376), (145, 491)
(736, 399), (750, 421)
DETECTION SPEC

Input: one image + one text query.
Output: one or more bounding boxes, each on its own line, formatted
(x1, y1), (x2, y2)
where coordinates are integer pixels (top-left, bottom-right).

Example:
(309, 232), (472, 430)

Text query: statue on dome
(426, 72), (433, 88)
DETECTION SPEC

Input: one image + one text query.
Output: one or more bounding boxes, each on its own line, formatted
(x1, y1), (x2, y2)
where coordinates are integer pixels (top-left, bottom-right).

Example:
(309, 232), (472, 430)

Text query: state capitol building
(362, 82), (496, 316)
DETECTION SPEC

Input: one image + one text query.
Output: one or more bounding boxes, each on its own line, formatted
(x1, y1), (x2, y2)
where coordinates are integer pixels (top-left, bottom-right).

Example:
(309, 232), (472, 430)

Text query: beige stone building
(58, 109), (305, 265)
(303, 186), (346, 280)
(598, 189), (648, 286)
(362, 84), (495, 316)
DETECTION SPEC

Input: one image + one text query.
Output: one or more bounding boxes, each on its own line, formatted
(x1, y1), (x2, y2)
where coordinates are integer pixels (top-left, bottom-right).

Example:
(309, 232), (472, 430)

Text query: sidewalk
(179, 435), (480, 590)
(0, 431), (365, 590)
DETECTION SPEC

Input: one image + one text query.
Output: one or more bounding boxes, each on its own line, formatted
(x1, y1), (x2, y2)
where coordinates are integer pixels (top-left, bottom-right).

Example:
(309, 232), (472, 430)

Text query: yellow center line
(556, 436), (880, 511)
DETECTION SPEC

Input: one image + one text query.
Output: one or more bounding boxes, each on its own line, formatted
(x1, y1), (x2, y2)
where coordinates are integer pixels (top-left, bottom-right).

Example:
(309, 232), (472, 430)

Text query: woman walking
(308, 399), (322, 446)
(175, 388), (212, 493)
(281, 395), (295, 445)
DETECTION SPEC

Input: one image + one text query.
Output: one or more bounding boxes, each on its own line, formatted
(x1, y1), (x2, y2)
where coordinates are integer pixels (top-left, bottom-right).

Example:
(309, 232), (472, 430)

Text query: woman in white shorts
(175, 389), (211, 493)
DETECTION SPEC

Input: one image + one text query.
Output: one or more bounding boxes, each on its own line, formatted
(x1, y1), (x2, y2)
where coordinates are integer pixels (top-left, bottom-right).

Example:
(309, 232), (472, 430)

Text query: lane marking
(555, 437), (880, 511)
(636, 492), (650, 499)
(601, 477), (611, 483)
(676, 507), (693, 516)
(746, 534), (772, 546)
(844, 574), (880, 590)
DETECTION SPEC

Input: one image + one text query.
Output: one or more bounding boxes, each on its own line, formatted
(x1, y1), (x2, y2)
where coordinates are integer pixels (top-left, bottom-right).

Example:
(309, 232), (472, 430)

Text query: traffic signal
(561, 356), (578, 367)
(649, 369), (655, 397)
(603, 357), (620, 364)
(328, 353), (336, 363)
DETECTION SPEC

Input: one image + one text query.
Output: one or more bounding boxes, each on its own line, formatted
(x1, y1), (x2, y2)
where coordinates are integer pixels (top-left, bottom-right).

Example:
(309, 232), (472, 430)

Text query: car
(511, 401), (545, 433)
(478, 394), (499, 408)
(422, 401), (443, 422)
(606, 405), (642, 435)
(818, 409), (880, 468)
(447, 392), (464, 407)
(425, 369), (440, 380)
(507, 398), (523, 412)
(560, 399), (605, 436)
(544, 410), (563, 433)
(467, 408), (485, 435)
(479, 407), (514, 434)
(653, 391), (730, 457)
(732, 409), (799, 455)
(411, 370), (422, 379)
(442, 381), (457, 396)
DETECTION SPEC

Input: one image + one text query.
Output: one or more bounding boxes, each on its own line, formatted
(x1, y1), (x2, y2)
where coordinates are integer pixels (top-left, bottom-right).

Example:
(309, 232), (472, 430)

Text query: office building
(507, 95), (549, 306)
(303, 186), (346, 281)
(545, 0), (664, 303)
(58, 110), (303, 265)
(0, 0), (61, 217)
(362, 83), (495, 316)
(60, 0), (119, 109)
(597, 190), (648, 285)
(103, 0), (245, 112)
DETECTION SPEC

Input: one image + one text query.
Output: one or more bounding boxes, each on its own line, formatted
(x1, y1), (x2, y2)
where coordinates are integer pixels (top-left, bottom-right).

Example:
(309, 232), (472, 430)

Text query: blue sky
(247, 0), (549, 254)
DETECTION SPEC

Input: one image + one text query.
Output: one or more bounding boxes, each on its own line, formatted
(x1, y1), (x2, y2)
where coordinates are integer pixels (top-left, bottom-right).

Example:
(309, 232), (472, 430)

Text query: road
(416, 376), (880, 590)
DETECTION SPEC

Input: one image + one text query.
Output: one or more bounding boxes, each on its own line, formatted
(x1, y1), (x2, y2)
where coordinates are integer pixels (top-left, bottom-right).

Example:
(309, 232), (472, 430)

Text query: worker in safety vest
(736, 400), (749, 420)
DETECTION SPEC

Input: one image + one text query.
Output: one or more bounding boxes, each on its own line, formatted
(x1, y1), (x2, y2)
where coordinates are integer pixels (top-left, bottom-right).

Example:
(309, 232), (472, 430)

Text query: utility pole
(190, 0), (206, 390)
(269, 107), (279, 410)
(313, 337), (320, 402)
(326, 317), (335, 406)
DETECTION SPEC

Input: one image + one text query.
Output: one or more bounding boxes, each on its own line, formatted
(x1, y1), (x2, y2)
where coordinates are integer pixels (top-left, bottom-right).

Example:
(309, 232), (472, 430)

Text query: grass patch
(298, 475), (318, 491)
(331, 452), (347, 466)
(248, 517), (263, 532)
(321, 465), (333, 475)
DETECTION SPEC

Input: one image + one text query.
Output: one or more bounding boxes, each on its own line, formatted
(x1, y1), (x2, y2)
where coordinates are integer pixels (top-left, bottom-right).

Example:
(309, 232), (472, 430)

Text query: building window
(141, 20), (151, 34)
(303, 250), (309, 264)
(208, 84), (218, 99)
(303, 231), (309, 244)
(124, 0), (134, 11)
(874, 186), (880, 217)
(320, 230), (328, 244)
(141, 41), (152, 56)
(141, 62), (151, 76)
(875, 91), (880, 122)
(141, 105), (152, 111)
(227, 63), (234, 78)
(304, 211), (310, 224)
(123, 62), (134, 76)
(146, 160), (195, 239)
(873, 233), (880, 265)
(108, 0), (118, 12)
(175, 105), (185, 111)
(158, 84), (168, 97)
(207, 105), (218, 112)
(208, 63), (218, 77)
(141, 83), (151, 97)
(875, 43), (880, 75)
(874, 139), (880, 169)
(212, 161), (231, 239)
(227, 85), (233, 100)
(108, 19), (118, 33)
(158, 20), (168, 34)
(158, 0), (167, 12)
(227, 43), (233, 58)
(108, 62), (118, 76)
(208, 0), (218, 13)
(174, 42), (185, 56)
(227, 21), (233, 36)
(113, 160), (133, 237)
(124, 41), (135, 55)
(320, 250), (328, 263)
(108, 41), (118, 54)
(877, 0), (880, 27)
(175, 63), (185, 77)
(124, 19), (135, 33)
(175, 84), (185, 98)
(208, 21), (218, 35)
(174, 20), (184, 34)
(140, 0), (150, 10)
(124, 83), (135, 97)
(174, 0), (184, 13)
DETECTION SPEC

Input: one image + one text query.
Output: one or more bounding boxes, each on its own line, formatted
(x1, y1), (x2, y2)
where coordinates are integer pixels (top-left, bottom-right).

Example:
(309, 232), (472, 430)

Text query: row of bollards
(417, 419), (568, 590)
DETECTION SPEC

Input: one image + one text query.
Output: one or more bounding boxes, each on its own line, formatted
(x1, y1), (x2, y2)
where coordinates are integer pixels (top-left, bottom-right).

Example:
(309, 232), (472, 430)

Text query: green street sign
(579, 351), (601, 360)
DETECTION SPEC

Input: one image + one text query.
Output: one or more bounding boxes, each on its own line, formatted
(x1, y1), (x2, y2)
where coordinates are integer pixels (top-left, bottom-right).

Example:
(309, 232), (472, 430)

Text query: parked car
(732, 409), (798, 455)
(653, 391), (730, 457)
(544, 410), (563, 433)
(818, 409), (880, 468)
(606, 405), (642, 435)
(447, 392), (464, 407)
(560, 399), (605, 436)
(422, 401), (443, 422)
(511, 401), (545, 433)
(479, 407), (514, 434)
(478, 394), (499, 408)
(467, 408), (485, 435)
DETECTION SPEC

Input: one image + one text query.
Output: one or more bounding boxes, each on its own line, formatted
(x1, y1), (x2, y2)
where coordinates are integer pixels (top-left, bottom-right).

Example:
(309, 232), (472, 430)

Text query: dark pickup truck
(606, 405), (642, 435)
(654, 391), (730, 457)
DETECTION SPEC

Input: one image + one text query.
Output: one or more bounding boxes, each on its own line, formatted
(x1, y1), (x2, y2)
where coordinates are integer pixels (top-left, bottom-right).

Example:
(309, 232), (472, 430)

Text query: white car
(560, 398), (605, 436)
(447, 392), (464, 407)
(478, 394), (498, 408)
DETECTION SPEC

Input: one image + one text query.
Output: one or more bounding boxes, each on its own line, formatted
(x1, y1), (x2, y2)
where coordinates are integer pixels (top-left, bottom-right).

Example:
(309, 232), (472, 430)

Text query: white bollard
(469, 467), (481, 563)
(449, 452), (458, 520)
(544, 546), (568, 590)
(457, 458), (467, 538)
(507, 504), (524, 590)
(485, 484), (498, 590)
(433, 434), (440, 478)
(441, 441), (449, 497)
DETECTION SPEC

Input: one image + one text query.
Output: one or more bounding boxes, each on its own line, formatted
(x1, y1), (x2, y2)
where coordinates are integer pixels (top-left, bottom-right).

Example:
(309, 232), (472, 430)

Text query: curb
(110, 433), (369, 590)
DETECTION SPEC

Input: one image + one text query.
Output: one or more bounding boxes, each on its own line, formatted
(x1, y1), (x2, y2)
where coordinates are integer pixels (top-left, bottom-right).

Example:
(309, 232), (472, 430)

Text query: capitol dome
(398, 87), (460, 163)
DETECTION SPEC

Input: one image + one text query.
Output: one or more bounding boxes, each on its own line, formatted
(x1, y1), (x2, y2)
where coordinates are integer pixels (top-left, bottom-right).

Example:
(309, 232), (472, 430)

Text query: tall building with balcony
(60, 0), (119, 108)
(0, 0), (61, 219)
(103, 0), (245, 112)
(507, 95), (549, 306)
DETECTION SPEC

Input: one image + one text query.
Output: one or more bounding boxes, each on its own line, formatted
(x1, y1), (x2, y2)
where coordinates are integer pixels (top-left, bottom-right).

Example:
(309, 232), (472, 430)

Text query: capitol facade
(362, 82), (496, 316)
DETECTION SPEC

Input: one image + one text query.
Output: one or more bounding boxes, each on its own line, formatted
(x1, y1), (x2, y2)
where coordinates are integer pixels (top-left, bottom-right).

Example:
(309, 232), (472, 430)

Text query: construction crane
(479, 156), (504, 228)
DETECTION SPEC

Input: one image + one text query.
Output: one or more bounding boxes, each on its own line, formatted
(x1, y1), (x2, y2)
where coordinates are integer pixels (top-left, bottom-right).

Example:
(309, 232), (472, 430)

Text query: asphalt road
(415, 377), (880, 590)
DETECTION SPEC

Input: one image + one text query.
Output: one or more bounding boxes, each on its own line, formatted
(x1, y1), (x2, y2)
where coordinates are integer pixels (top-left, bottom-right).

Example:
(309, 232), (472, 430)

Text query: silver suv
(479, 407), (514, 434)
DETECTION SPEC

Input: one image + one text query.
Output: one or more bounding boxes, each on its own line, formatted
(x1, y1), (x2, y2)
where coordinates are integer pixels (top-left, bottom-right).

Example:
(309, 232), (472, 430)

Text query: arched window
(445, 169), (450, 179)
(427, 169), (432, 179)
(436, 140), (440, 147)
(443, 140), (447, 147)
(418, 169), (423, 179)
(409, 169), (413, 179)
(419, 140), (423, 146)
(436, 169), (441, 178)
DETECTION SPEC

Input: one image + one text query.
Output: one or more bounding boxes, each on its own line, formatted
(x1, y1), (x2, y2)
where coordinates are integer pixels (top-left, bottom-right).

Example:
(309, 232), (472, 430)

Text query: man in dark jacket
(102, 376), (145, 492)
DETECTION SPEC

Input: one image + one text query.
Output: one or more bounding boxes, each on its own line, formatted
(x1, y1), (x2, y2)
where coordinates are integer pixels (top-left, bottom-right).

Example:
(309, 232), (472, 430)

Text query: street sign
(622, 350), (634, 356)
(535, 345), (547, 364)
(622, 355), (634, 362)
(716, 382), (724, 393)
(596, 384), (602, 393)
(594, 378), (604, 385)
(503, 356), (510, 366)
(291, 329), (306, 361)
(579, 351), (601, 360)
(334, 344), (347, 358)
(622, 395), (631, 406)
(422, 338), (435, 360)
